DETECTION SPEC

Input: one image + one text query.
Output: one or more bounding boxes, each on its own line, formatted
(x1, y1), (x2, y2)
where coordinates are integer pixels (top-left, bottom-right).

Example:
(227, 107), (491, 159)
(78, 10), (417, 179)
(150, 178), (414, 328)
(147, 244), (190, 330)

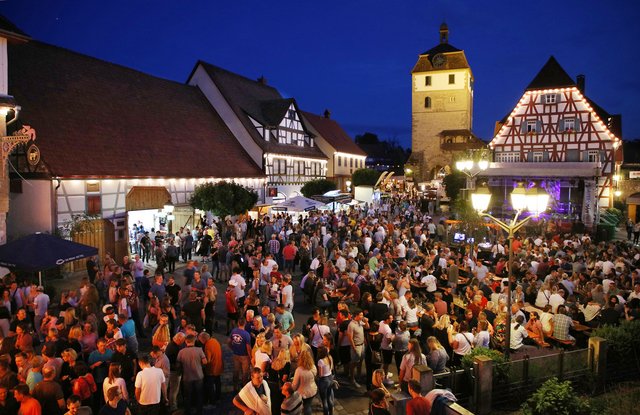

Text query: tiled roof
(526, 56), (576, 90)
(197, 62), (327, 160)
(301, 111), (367, 156)
(8, 40), (264, 179)
(421, 43), (462, 56)
(411, 51), (470, 73)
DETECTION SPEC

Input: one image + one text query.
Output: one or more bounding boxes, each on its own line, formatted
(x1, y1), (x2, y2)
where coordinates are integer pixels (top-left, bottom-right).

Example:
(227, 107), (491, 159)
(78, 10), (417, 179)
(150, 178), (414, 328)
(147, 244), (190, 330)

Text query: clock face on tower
(432, 53), (446, 68)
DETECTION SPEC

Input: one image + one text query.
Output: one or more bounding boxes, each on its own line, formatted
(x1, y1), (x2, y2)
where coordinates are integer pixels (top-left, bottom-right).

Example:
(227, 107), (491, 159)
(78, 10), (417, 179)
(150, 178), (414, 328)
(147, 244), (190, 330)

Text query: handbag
(369, 342), (383, 365)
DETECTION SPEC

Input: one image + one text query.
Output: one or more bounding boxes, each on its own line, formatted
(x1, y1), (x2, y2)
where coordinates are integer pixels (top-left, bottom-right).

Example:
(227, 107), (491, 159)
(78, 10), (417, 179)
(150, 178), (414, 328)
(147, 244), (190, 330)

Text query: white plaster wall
(7, 179), (53, 239)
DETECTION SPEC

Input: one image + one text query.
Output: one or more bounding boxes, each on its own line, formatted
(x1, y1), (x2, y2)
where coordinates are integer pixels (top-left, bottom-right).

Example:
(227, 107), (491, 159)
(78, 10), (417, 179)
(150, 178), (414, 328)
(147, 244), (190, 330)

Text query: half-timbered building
(5, 35), (265, 258)
(301, 110), (367, 191)
(486, 56), (623, 227)
(187, 63), (328, 202)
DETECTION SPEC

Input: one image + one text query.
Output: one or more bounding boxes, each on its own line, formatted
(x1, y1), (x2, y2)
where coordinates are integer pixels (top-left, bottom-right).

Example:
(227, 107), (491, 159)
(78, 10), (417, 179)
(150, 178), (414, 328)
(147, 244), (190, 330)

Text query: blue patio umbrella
(0, 232), (98, 285)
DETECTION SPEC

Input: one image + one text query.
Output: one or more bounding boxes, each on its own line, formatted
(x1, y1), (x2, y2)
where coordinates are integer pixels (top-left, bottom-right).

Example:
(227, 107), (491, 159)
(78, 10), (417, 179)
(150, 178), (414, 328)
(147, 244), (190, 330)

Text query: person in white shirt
(395, 241), (406, 260)
(135, 354), (166, 408)
(548, 288), (565, 313)
(535, 284), (552, 308)
(421, 272), (438, 294)
(510, 315), (529, 351)
(280, 276), (294, 313)
(335, 252), (347, 272)
(628, 283), (640, 301)
(474, 261), (488, 283)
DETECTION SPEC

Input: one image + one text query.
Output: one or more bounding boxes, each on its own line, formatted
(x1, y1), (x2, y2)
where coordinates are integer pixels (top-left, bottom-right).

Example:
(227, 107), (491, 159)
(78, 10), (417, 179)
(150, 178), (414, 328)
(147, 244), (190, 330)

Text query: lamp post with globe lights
(471, 182), (549, 357)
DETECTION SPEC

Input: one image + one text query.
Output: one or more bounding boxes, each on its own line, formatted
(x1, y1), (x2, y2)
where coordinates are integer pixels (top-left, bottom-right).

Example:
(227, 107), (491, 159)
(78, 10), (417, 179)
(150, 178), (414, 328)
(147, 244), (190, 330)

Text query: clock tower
(409, 23), (480, 182)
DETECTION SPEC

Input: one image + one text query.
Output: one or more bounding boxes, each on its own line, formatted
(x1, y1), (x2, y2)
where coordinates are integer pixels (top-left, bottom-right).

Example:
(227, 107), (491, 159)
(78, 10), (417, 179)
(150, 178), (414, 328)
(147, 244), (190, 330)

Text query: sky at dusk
(1, 0), (639, 148)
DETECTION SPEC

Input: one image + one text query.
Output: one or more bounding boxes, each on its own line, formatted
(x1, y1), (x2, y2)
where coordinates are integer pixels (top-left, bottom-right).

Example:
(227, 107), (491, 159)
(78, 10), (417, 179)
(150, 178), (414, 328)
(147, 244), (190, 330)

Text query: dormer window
(287, 109), (296, 119)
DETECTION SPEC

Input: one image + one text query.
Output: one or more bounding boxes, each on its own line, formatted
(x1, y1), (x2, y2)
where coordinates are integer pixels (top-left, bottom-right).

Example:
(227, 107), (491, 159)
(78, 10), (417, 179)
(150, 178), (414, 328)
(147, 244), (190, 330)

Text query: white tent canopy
(274, 195), (326, 212)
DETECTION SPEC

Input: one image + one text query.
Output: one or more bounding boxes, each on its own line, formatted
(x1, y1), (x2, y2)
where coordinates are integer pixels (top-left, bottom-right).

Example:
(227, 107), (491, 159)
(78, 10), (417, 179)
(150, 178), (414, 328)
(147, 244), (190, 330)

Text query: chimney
(576, 74), (585, 93)
(323, 109), (331, 119)
(257, 76), (267, 85)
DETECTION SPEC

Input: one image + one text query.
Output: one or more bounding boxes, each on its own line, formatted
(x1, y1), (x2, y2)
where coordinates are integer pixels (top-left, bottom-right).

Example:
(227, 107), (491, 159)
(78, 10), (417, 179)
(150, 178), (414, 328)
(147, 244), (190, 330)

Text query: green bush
(300, 179), (337, 197)
(351, 168), (381, 187)
(521, 377), (592, 415)
(190, 181), (258, 217)
(461, 347), (510, 383)
(591, 320), (640, 356)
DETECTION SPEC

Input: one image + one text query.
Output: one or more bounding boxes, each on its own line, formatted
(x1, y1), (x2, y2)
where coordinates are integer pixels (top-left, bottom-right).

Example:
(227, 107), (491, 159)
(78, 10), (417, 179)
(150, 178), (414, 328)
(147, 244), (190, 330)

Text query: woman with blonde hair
(253, 340), (272, 373)
(60, 348), (79, 396)
(290, 333), (311, 369)
(426, 336), (449, 374)
(251, 333), (266, 366)
(67, 325), (83, 354)
(433, 314), (453, 357)
(151, 314), (171, 350)
(371, 368), (390, 400)
(267, 348), (291, 415)
(292, 349), (318, 415)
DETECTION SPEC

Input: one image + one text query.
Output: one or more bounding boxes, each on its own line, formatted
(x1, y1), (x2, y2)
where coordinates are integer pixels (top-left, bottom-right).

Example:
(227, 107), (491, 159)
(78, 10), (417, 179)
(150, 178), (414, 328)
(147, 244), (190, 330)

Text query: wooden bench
(547, 335), (574, 349)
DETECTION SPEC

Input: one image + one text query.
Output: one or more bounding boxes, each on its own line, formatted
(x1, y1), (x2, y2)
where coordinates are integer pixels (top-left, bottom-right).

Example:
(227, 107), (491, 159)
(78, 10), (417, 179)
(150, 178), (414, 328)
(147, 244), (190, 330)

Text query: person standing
(406, 380), (430, 415)
(346, 311), (367, 388)
(229, 318), (252, 392)
(13, 384), (41, 415)
(233, 368), (271, 415)
(199, 332), (223, 407)
(31, 367), (64, 415)
(134, 355), (165, 415)
(33, 286), (49, 342)
(177, 335), (206, 415)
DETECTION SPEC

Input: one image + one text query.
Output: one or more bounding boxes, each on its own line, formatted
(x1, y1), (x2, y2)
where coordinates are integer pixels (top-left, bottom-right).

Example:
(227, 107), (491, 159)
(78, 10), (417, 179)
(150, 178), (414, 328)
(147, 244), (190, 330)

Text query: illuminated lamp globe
(163, 201), (175, 213)
(614, 190), (622, 197)
(526, 186), (550, 216)
(478, 159), (489, 171)
(455, 160), (466, 171)
(464, 160), (474, 171)
(471, 185), (492, 213)
(510, 183), (528, 211)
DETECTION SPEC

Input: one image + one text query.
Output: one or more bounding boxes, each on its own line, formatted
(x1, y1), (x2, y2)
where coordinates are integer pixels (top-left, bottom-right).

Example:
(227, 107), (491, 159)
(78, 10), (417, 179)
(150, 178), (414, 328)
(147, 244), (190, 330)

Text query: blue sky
(1, 0), (639, 148)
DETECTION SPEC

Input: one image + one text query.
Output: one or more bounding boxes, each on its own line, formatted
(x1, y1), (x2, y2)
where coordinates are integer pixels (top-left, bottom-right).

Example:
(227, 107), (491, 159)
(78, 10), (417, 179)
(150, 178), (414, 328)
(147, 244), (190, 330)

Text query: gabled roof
(526, 56), (576, 91)
(259, 98), (295, 127)
(0, 14), (29, 41)
(8, 40), (264, 179)
(301, 111), (366, 156)
(421, 43), (462, 56)
(195, 62), (327, 160)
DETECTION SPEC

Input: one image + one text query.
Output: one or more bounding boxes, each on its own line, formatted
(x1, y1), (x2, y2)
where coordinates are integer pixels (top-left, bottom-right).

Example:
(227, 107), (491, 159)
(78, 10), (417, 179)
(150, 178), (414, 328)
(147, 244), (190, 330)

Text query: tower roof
(526, 56), (576, 91)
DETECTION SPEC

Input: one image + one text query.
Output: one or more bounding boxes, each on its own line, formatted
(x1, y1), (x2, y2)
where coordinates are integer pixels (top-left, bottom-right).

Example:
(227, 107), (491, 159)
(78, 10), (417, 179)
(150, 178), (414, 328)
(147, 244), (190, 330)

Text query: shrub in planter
(461, 347), (509, 383)
(521, 377), (591, 415)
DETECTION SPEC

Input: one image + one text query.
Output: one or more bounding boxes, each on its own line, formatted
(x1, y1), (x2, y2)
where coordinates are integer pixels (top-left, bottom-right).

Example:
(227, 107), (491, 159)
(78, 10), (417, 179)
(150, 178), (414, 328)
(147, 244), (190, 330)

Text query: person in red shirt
(406, 380), (431, 415)
(14, 384), (41, 415)
(282, 241), (298, 274)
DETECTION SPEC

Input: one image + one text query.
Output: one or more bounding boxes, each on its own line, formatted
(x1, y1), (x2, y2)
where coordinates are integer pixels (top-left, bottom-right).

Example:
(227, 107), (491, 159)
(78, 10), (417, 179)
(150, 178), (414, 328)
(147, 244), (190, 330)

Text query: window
(87, 195), (101, 215)
(532, 152), (544, 162)
(338, 156), (342, 167)
(273, 159), (287, 175)
(495, 152), (520, 163)
(425, 76), (431, 86)
(448, 74), (455, 84)
(350, 158), (353, 167)
(527, 120), (538, 133)
(425, 97), (431, 108)
(545, 94), (556, 104)
(587, 150), (599, 163)
(563, 118), (575, 132)
(287, 109), (296, 119)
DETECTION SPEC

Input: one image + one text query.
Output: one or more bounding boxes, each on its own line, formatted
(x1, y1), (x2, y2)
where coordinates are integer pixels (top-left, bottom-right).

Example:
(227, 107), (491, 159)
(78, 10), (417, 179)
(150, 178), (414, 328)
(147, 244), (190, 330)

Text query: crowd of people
(0, 196), (638, 415)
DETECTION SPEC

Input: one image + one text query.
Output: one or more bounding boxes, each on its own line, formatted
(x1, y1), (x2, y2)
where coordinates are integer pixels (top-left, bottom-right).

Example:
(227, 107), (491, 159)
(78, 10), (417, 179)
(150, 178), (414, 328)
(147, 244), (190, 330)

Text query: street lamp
(455, 157), (488, 179)
(472, 182), (549, 357)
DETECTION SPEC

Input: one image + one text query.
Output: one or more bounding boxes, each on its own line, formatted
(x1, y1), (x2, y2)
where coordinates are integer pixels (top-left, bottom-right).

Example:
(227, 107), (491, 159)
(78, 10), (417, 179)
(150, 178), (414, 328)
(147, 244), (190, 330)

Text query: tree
(443, 171), (467, 202)
(300, 179), (337, 197)
(351, 168), (382, 187)
(189, 181), (258, 217)
(354, 132), (380, 145)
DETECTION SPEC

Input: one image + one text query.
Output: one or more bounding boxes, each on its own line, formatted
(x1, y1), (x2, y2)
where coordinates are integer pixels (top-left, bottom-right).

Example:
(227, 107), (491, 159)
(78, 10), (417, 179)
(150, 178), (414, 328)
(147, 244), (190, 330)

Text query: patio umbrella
(274, 195), (326, 212)
(0, 232), (98, 285)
